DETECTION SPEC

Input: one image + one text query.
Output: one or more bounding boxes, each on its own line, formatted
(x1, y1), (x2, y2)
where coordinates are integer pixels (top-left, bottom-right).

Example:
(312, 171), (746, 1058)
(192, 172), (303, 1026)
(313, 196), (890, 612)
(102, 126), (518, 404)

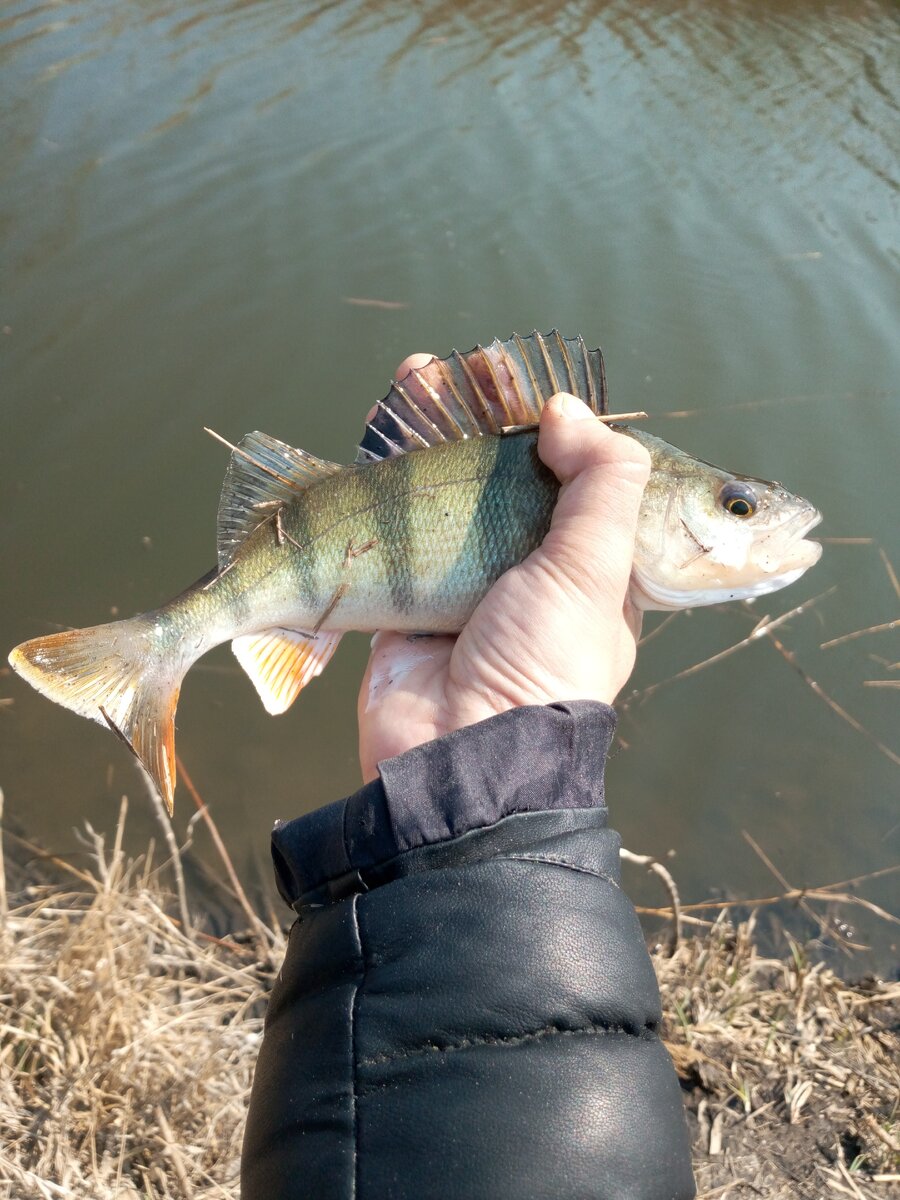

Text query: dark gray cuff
(271, 700), (616, 910)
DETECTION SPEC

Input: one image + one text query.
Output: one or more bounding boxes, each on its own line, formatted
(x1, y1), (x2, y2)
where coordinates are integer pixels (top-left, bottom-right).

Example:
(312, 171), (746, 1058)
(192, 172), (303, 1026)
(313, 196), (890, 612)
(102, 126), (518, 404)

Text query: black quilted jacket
(241, 702), (695, 1199)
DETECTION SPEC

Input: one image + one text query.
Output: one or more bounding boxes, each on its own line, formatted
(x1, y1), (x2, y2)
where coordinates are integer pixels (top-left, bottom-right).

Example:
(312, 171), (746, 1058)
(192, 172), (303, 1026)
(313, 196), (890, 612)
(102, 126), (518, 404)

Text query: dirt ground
(657, 920), (899, 1199)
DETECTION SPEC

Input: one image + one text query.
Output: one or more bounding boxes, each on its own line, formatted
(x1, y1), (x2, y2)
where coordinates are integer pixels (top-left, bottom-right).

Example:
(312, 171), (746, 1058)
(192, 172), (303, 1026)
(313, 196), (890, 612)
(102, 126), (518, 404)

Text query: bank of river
(1, 815), (897, 1198)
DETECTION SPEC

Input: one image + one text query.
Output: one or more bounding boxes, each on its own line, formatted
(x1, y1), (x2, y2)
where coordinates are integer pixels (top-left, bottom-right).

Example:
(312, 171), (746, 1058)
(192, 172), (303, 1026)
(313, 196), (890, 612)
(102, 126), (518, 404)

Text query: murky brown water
(2, 0), (898, 967)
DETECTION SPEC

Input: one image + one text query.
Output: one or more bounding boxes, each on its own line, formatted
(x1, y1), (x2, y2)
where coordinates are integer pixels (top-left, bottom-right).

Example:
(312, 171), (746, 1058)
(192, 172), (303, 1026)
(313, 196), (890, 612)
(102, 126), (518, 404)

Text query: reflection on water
(1, 0), (898, 968)
(3, 0), (897, 139)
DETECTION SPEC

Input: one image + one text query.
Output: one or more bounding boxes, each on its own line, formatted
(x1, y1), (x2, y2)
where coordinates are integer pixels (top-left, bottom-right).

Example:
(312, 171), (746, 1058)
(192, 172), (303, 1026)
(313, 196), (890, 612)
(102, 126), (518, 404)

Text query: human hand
(357, 354), (652, 783)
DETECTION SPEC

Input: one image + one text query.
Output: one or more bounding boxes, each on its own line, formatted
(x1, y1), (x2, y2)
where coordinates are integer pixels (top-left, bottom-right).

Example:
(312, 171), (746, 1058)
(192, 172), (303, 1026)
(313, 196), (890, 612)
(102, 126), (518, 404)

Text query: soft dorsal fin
(216, 431), (342, 567)
(356, 331), (608, 463)
(231, 628), (342, 714)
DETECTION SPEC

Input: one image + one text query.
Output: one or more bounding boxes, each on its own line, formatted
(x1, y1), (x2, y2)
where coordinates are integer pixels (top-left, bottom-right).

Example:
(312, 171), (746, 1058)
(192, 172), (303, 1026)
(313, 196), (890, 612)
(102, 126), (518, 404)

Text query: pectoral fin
(232, 628), (342, 714)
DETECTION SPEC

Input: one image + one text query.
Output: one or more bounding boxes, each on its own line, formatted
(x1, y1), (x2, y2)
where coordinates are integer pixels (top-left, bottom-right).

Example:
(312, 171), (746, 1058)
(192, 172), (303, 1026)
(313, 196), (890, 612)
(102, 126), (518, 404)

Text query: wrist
(273, 700), (617, 911)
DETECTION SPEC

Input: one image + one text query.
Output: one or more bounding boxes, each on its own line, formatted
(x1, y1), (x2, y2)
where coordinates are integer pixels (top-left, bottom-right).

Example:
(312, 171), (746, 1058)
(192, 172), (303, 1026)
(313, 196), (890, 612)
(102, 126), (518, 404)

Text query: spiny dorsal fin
(356, 331), (608, 463)
(232, 628), (342, 714)
(216, 432), (342, 567)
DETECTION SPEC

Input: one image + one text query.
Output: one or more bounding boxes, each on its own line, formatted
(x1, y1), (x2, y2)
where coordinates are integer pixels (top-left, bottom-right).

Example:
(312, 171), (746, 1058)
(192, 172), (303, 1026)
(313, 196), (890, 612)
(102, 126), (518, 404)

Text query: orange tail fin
(9, 620), (184, 814)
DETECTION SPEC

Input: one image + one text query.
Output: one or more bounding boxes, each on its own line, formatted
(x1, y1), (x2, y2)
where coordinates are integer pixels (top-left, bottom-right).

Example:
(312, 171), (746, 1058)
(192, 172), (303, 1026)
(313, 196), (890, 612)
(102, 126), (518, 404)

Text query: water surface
(2, 0), (898, 966)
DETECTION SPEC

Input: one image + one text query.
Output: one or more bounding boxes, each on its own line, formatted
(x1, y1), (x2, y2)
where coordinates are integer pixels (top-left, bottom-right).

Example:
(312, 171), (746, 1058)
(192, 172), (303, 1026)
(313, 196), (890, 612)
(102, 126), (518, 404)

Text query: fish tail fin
(9, 617), (185, 814)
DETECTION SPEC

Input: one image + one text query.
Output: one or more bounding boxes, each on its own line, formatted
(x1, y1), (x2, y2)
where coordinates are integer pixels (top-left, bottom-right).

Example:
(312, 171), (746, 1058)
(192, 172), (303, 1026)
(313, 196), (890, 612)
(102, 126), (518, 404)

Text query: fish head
(623, 428), (822, 610)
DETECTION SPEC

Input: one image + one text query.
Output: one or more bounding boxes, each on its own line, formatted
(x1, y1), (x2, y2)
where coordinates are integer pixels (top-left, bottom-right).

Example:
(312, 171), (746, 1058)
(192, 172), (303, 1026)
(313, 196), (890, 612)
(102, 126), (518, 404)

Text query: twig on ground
(621, 848), (683, 954)
(155, 1105), (193, 1197)
(821, 619), (899, 650)
(175, 754), (279, 956)
(638, 610), (682, 647)
(763, 629), (900, 769)
(140, 768), (193, 940)
(818, 537), (875, 545)
(628, 589), (834, 703)
(741, 830), (865, 952)
(878, 546), (900, 601)
(634, 862), (900, 935)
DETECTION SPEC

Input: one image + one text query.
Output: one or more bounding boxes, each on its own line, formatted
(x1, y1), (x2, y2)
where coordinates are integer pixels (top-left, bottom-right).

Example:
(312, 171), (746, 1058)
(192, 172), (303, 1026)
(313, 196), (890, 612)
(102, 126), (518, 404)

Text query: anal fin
(232, 628), (342, 715)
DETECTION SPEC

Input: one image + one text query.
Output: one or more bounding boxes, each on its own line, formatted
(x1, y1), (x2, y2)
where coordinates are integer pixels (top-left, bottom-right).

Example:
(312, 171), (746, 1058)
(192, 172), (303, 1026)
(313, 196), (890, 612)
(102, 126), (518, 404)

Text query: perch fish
(9, 332), (822, 814)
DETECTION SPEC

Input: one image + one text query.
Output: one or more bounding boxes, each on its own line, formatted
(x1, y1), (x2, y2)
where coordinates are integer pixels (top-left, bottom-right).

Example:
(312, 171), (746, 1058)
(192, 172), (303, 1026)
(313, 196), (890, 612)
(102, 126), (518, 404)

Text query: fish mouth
(774, 509), (823, 573)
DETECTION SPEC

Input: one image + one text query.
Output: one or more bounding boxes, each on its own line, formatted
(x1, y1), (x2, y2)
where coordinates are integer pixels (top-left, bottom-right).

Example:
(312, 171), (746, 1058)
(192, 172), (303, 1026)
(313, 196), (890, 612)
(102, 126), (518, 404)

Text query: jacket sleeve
(241, 701), (696, 1200)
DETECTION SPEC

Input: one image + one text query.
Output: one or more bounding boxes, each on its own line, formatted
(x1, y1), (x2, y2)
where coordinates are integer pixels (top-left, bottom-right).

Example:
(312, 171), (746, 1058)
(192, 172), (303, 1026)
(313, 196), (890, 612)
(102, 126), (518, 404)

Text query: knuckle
(537, 532), (630, 602)
(598, 444), (651, 493)
(617, 456), (652, 491)
(611, 435), (652, 475)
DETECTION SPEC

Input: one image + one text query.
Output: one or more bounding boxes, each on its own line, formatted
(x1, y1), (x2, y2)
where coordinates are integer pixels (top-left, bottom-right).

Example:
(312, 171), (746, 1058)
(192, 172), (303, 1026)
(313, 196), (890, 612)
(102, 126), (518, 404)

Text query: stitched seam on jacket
(359, 1018), (659, 1068)
(349, 894), (364, 1200)
(495, 853), (620, 888)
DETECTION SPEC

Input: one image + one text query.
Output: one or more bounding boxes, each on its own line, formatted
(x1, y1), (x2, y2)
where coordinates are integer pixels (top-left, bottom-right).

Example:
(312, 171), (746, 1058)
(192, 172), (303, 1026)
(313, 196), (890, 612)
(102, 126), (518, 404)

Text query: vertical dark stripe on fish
(477, 435), (554, 581)
(379, 452), (414, 615)
(437, 438), (506, 602)
(398, 455), (418, 614)
(472, 437), (512, 583)
(290, 497), (319, 612)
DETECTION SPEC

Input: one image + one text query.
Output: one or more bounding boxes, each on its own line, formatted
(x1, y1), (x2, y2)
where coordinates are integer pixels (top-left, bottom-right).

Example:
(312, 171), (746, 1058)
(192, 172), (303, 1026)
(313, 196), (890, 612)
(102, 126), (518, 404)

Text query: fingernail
(559, 393), (592, 420)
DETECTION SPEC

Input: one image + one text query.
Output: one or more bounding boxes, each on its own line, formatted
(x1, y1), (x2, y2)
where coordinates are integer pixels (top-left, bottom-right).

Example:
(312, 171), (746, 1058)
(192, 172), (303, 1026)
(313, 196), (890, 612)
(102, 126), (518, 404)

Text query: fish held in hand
(9, 332), (821, 814)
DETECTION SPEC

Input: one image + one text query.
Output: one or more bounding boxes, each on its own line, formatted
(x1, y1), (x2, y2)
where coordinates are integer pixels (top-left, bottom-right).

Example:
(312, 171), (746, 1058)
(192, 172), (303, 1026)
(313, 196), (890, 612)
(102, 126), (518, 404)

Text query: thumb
(536, 393), (651, 609)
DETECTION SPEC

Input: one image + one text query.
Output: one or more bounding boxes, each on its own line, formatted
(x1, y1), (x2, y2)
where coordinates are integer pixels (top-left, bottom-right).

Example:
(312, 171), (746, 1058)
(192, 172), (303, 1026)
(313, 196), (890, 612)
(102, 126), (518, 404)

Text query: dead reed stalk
(0, 806), (267, 1199)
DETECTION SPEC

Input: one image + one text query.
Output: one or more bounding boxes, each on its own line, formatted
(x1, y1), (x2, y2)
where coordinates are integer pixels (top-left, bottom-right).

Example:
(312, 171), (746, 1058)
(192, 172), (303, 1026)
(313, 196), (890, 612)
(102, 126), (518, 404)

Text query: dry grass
(0, 807), (897, 1199)
(660, 916), (900, 1199)
(0, 803), (282, 1199)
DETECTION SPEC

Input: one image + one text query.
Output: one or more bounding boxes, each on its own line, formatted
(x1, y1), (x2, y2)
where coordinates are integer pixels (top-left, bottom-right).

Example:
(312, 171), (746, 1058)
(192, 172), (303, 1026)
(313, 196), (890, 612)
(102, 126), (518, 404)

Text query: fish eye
(719, 482), (757, 518)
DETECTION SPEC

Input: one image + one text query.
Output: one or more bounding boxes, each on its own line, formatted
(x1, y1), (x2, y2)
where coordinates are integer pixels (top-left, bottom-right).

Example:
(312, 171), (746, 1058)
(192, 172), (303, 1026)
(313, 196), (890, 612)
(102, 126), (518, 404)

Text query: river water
(2, 0), (898, 967)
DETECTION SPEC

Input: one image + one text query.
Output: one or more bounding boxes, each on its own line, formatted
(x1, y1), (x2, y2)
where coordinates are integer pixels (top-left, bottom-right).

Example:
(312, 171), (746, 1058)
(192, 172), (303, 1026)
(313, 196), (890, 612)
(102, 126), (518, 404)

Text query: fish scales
(8, 331), (822, 814)
(257, 432), (557, 633)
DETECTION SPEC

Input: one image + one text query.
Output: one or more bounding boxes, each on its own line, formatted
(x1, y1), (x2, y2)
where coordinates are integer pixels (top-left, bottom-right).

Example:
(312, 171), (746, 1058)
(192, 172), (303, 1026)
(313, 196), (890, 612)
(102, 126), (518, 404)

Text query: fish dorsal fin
(232, 628), (342, 714)
(356, 331), (608, 463)
(216, 432), (342, 567)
